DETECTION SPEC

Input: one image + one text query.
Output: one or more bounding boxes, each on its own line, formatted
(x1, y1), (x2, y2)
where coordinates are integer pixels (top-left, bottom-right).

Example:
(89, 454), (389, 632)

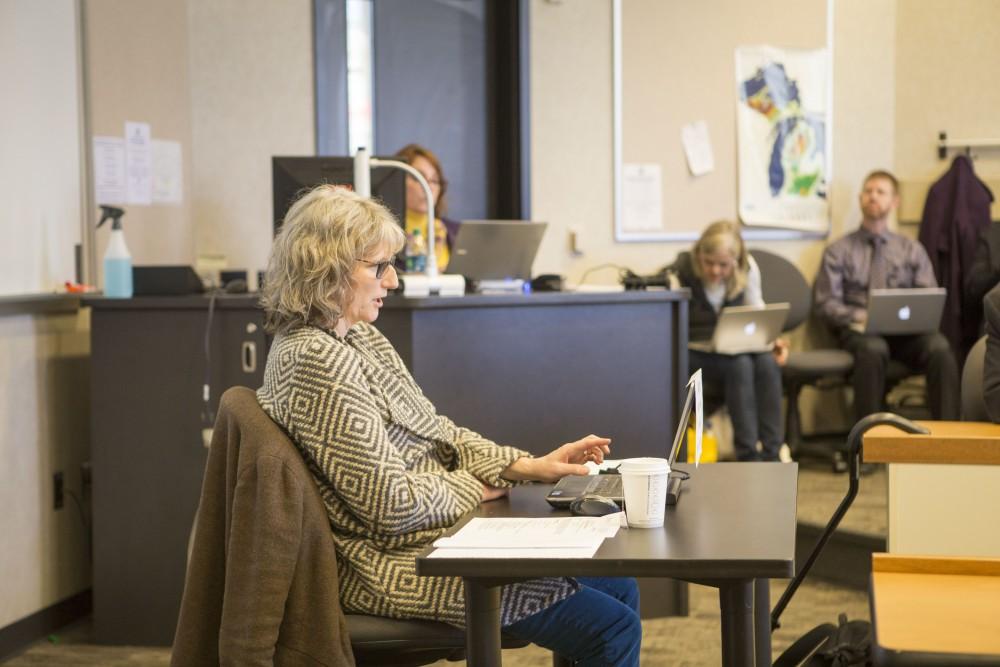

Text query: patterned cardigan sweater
(257, 323), (577, 627)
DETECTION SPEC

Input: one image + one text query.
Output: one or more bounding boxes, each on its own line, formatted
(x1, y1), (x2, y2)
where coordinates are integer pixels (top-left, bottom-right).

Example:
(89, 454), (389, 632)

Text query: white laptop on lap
(688, 303), (790, 355)
(865, 288), (946, 335)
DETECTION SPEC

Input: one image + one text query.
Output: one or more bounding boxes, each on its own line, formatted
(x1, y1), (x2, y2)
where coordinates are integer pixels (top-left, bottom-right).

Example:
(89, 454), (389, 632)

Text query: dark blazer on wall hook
(919, 154), (995, 365)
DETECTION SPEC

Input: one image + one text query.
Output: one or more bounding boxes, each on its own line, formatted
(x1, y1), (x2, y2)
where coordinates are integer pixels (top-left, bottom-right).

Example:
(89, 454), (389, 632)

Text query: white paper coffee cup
(620, 457), (670, 528)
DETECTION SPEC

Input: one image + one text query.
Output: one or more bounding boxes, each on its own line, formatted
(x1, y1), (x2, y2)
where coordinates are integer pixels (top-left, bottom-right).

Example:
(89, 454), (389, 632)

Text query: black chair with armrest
(750, 250), (919, 470)
(174, 386), (560, 667)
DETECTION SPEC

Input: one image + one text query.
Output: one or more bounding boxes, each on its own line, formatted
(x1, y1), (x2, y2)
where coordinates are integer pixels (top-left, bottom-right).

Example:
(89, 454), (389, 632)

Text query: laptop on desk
(688, 303), (790, 355)
(545, 380), (696, 509)
(446, 220), (547, 281)
(865, 288), (946, 335)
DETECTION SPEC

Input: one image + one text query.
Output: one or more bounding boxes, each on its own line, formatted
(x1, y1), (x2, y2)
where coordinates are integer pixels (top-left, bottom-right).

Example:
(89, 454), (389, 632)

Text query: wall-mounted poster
(736, 46), (829, 232)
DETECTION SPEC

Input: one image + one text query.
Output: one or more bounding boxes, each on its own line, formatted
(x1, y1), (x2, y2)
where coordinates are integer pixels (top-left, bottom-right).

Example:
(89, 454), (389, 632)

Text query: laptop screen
(446, 220), (547, 280)
(667, 380), (697, 466)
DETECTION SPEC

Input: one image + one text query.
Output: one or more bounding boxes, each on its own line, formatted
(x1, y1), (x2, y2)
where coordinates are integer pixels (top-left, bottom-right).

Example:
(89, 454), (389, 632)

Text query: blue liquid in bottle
(104, 257), (133, 298)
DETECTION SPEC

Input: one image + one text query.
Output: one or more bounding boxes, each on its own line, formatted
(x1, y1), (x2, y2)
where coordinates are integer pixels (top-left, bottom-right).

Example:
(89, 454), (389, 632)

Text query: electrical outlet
(568, 227), (584, 256)
(53, 471), (64, 510)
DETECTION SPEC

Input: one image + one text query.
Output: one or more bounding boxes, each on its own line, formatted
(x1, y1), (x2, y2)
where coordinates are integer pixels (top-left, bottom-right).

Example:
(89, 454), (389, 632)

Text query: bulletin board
(613, 0), (830, 242)
(0, 0), (85, 296)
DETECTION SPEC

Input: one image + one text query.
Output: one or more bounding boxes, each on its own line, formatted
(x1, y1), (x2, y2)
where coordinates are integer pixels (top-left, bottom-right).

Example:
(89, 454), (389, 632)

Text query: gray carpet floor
(4, 461), (885, 666)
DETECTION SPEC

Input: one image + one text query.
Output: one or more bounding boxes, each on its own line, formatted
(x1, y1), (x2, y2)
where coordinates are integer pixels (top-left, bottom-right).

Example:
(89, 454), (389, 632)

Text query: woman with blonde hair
(667, 220), (788, 461)
(257, 185), (641, 665)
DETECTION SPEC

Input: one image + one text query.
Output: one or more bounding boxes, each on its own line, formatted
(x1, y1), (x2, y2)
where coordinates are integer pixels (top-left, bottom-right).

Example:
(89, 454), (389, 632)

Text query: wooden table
(863, 421), (1000, 556)
(417, 463), (798, 667)
(870, 553), (1000, 665)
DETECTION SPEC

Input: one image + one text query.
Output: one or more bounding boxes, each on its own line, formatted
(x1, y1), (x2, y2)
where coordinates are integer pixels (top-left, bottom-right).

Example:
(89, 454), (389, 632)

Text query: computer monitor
(271, 156), (407, 234)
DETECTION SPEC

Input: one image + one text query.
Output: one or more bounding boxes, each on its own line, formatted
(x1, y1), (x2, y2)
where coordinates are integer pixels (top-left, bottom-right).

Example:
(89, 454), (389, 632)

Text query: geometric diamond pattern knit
(257, 323), (578, 627)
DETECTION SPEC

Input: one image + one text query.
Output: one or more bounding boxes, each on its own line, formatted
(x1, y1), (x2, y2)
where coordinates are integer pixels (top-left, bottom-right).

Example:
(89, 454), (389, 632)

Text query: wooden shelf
(863, 421), (1000, 465)
(871, 553), (1000, 657)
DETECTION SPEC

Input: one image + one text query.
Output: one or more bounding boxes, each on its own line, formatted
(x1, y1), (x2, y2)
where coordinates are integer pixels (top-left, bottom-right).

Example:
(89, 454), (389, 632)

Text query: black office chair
(348, 614), (554, 667)
(750, 250), (919, 469)
(750, 250), (852, 457)
(961, 335), (988, 421)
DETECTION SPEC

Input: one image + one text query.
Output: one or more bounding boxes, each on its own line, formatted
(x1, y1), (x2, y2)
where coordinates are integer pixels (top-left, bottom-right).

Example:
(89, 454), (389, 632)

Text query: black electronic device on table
(132, 265), (204, 296)
(271, 156), (407, 234)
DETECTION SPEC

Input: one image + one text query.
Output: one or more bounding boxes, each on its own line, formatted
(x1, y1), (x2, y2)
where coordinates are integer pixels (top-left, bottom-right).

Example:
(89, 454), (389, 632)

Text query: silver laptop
(688, 303), (790, 355)
(446, 220), (547, 281)
(865, 288), (946, 335)
(545, 380), (696, 509)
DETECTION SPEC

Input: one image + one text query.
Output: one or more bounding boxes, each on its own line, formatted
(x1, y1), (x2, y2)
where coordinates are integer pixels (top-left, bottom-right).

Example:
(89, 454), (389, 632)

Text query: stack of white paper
(428, 514), (623, 559)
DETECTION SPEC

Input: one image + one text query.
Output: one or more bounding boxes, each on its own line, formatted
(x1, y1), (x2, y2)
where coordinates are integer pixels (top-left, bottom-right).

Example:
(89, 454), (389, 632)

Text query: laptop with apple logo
(865, 288), (946, 335)
(688, 303), (790, 355)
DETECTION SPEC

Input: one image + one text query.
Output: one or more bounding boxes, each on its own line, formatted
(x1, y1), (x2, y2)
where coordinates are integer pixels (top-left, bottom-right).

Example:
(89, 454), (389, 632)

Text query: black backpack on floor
(774, 613), (872, 667)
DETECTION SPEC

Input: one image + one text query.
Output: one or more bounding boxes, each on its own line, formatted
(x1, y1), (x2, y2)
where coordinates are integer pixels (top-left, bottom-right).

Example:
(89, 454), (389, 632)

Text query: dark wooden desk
(378, 290), (689, 458)
(87, 295), (267, 645)
(417, 462), (798, 667)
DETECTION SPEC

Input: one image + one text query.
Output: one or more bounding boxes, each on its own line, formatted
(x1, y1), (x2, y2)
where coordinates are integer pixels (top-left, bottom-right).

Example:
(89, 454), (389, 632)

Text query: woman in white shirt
(668, 221), (788, 461)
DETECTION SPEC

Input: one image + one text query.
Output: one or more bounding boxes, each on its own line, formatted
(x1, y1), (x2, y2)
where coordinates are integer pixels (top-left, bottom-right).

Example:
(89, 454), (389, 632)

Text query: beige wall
(620, 0), (826, 238)
(894, 0), (1000, 222)
(530, 0), (895, 287)
(0, 0), (84, 296)
(84, 0), (196, 280)
(0, 312), (91, 630)
(187, 0), (315, 283)
(84, 0), (314, 289)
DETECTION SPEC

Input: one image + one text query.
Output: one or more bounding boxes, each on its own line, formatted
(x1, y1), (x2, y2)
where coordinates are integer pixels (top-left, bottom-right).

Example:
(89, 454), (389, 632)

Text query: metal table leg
(754, 578), (772, 667)
(720, 579), (755, 667)
(464, 578), (503, 666)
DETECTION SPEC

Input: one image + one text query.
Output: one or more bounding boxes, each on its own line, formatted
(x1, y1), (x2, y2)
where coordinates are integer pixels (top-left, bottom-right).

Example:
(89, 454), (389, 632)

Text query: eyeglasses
(357, 255), (396, 279)
(408, 174), (442, 187)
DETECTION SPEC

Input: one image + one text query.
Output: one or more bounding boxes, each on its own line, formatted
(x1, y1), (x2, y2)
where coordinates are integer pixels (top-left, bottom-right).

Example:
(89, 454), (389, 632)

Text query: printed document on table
(428, 546), (600, 559)
(429, 515), (623, 559)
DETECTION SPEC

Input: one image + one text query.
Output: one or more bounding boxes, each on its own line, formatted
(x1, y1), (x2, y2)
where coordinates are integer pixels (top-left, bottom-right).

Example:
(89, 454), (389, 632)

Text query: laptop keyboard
(589, 475), (623, 496)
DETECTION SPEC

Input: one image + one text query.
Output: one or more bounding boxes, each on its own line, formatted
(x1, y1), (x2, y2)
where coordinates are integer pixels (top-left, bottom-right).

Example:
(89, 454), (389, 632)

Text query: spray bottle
(97, 205), (132, 298)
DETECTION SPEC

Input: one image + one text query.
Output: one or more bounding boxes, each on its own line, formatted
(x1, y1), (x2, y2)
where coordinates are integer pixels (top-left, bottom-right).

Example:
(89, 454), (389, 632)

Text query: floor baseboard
(0, 590), (92, 663)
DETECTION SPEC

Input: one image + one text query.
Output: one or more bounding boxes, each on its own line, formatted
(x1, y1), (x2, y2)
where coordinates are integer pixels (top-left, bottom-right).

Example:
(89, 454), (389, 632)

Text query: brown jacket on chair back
(171, 386), (355, 667)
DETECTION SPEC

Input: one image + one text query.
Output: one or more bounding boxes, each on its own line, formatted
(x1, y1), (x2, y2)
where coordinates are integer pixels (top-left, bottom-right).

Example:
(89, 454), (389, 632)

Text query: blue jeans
(503, 577), (641, 666)
(689, 349), (783, 461)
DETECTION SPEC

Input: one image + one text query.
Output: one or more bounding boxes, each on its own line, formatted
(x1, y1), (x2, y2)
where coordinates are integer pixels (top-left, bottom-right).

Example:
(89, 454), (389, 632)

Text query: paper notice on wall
(622, 163), (663, 233)
(125, 121), (152, 205)
(681, 120), (715, 176)
(152, 139), (183, 205)
(93, 136), (126, 205)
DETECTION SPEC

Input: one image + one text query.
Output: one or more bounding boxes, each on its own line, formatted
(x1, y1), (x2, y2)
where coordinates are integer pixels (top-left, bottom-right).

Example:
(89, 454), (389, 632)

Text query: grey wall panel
(315, 0), (349, 156)
(373, 0), (487, 220)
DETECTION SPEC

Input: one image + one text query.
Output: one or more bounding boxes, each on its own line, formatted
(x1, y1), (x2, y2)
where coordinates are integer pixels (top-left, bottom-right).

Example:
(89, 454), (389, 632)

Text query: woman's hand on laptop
(501, 435), (612, 483)
(772, 337), (790, 366)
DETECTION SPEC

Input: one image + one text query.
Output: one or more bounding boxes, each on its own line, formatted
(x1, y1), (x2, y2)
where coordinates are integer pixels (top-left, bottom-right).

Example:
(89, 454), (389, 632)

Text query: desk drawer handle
(241, 341), (257, 373)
